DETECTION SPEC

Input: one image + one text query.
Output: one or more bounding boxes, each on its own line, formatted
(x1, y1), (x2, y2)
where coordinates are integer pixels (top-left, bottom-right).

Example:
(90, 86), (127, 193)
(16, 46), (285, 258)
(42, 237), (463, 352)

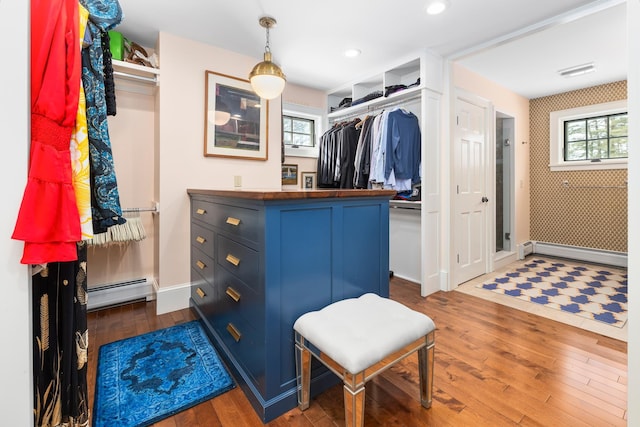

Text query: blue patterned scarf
(80, 0), (125, 234)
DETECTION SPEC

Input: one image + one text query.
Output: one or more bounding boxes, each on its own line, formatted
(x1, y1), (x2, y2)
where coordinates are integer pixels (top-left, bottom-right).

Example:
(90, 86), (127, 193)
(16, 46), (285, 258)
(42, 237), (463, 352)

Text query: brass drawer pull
(225, 254), (240, 267)
(195, 236), (206, 244)
(196, 260), (206, 270)
(196, 287), (206, 299)
(226, 286), (241, 302)
(226, 216), (241, 226)
(196, 208), (206, 215)
(226, 323), (241, 342)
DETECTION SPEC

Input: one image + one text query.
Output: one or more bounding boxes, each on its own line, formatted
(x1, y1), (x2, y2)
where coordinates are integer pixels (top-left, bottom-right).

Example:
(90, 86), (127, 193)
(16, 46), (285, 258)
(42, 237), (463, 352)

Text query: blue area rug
(93, 320), (234, 427)
(478, 258), (627, 327)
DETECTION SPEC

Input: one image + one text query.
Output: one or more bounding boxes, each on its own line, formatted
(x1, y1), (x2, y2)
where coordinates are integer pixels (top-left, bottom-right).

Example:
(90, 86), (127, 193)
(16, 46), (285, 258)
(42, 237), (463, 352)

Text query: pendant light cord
(264, 24), (271, 54)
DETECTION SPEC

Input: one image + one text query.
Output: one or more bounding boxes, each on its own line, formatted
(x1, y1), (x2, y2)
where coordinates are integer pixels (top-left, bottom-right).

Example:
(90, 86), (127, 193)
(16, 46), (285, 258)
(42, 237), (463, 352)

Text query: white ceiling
(115, 0), (627, 99)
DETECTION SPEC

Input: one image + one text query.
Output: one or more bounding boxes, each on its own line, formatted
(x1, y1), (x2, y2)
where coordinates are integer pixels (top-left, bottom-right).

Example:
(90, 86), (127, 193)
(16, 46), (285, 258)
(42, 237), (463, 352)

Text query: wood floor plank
(192, 401), (223, 427)
(86, 269), (627, 426)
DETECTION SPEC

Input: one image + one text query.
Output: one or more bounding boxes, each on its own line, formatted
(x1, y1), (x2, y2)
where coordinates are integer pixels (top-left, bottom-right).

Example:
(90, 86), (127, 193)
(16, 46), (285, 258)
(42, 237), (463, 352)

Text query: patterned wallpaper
(529, 81), (628, 252)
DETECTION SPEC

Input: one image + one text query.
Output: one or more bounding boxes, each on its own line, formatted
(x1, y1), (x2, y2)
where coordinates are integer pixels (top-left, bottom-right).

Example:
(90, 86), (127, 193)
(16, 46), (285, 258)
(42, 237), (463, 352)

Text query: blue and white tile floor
(455, 257), (627, 341)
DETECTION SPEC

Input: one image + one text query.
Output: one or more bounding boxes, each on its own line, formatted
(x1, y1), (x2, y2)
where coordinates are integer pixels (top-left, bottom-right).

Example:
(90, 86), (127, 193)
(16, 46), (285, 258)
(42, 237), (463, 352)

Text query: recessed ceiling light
(344, 48), (361, 58)
(558, 62), (596, 77)
(426, 0), (449, 15)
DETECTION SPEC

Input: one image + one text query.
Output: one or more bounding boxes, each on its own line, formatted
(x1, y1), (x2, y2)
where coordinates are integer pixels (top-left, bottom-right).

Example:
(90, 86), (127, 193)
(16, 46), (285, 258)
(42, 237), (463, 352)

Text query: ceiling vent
(558, 62), (596, 78)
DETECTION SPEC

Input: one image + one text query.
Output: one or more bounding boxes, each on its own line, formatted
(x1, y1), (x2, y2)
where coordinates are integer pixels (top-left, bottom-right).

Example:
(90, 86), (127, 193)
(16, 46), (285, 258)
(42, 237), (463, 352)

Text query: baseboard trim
(522, 241), (627, 268)
(155, 281), (191, 315)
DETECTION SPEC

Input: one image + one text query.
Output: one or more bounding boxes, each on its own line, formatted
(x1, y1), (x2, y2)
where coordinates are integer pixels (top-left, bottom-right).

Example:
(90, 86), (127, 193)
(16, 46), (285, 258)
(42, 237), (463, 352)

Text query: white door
(453, 97), (488, 286)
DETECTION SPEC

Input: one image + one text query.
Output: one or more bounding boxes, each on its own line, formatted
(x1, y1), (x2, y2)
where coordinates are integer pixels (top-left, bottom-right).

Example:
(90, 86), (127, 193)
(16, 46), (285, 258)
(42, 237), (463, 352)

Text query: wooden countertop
(187, 188), (396, 201)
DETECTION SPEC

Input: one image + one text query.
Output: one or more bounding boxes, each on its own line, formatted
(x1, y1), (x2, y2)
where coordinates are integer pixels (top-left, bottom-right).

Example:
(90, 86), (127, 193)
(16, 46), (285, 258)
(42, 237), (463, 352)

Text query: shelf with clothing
(324, 50), (444, 296)
(327, 57), (421, 116)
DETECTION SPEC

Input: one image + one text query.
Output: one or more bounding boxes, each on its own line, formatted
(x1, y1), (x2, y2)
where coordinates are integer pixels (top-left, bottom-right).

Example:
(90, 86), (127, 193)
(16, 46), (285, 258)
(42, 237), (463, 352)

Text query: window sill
(284, 147), (318, 158)
(549, 160), (627, 172)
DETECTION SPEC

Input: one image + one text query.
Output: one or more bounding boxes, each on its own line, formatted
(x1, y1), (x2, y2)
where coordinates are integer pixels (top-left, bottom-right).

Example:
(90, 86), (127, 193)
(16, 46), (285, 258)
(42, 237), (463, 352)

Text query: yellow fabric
(71, 4), (93, 240)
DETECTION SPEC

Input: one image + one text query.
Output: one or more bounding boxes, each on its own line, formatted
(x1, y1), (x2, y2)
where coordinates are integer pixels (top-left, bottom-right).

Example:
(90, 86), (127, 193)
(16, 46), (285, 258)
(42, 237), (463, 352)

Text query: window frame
(282, 103), (323, 158)
(549, 100), (628, 171)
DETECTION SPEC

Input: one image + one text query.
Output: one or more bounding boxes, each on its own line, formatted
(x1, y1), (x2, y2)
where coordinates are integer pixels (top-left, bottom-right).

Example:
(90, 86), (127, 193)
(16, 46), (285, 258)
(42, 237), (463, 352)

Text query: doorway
(452, 94), (490, 286)
(495, 113), (514, 255)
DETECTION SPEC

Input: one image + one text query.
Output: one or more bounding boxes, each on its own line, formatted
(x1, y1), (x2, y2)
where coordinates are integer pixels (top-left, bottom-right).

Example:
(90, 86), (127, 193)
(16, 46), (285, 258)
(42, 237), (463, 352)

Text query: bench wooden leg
(295, 334), (311, 410)
(343, 380), (365, 427)
(418, 331), (435, 409)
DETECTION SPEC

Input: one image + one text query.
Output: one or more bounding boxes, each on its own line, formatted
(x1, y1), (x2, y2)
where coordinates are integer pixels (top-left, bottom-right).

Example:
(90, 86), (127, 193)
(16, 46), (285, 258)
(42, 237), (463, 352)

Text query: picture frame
(281, 164), (298, 185)
(301, 172), (316, 190)
(204, 70), (268, 160)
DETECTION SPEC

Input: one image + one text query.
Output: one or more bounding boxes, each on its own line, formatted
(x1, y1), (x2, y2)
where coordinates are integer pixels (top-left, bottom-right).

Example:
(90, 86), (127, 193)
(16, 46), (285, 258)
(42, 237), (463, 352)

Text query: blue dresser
(187, 189), (394, 422)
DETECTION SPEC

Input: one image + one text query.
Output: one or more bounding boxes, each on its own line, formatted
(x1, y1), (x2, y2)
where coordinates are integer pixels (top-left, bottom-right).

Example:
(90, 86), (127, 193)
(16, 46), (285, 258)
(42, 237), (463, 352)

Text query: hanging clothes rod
(390, 203), (421, 211)
(122, 205), (158, 213)
(113, 70), (157, 84)
(561, 180), (627, 189)
(329, 92), (422, 123)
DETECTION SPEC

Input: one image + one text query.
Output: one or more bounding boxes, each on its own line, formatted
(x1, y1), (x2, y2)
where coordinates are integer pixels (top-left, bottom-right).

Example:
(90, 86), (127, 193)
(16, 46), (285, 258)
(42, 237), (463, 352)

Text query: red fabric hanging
(13, 0), (82, 264)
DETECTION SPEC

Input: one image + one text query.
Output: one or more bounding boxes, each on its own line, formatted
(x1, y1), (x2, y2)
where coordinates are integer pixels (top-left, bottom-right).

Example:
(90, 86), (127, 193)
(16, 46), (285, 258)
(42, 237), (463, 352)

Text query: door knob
(481, 196), (489, 203)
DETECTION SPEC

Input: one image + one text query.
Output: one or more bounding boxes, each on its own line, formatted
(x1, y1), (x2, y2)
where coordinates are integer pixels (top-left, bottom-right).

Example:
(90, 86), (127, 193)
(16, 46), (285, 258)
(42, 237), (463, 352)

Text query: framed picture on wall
(204, 70), (268, 160)
(301, 172), (316, 190)
(282, 164), (298, 185)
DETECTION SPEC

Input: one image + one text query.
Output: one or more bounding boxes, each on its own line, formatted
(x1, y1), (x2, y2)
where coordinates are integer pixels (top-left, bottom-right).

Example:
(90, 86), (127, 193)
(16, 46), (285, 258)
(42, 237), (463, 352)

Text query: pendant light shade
(249, 16), (286, 100)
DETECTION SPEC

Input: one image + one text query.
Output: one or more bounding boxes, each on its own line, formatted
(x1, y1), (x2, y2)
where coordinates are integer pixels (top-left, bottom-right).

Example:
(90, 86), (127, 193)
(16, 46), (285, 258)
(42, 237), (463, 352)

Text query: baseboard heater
(518, 241), (534, 259)
(518, 241), (627, 268)
(87, 277), (155, 311)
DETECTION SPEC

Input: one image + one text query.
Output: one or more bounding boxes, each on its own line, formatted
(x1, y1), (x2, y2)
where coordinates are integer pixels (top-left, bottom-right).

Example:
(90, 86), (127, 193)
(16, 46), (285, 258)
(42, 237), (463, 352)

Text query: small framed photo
(281, 164), (298, 185)
(301, 172), (316, 190)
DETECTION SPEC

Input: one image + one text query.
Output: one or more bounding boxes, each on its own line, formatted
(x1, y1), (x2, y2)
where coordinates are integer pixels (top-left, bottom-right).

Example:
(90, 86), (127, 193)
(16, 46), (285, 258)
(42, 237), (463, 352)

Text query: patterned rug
(478, 258), (627, 327)
(93, 320), (235, 427)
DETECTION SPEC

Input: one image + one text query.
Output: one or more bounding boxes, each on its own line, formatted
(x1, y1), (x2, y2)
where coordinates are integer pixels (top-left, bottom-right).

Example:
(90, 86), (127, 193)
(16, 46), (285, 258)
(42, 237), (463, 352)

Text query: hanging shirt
(338, 121), (360, 189)
(384, 108), (421, 185)
(369, 112), (388, 184)
(72, 5), (94, 241)
(13, 0), (82, 264)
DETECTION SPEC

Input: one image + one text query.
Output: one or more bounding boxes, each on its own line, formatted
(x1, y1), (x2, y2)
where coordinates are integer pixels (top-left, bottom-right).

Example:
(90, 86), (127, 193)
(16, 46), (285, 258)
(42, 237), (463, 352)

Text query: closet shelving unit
(325, 52), (444, 296)
(112, 59), (159, 94)
(327, 57), (421, 120)
(86, 58), (160, 310)
(326, 57), (423, 212)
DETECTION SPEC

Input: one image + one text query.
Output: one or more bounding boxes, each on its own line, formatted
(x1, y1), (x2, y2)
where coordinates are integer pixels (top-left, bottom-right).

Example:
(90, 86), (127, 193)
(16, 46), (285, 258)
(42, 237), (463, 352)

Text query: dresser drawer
(190, 269), (216, 318)
(192, 199), (216, 224)
(217, 235), (260, 290)
(192, 245), (215, 286)
(216, 267), (264, 332)
(215, 313), (265, 393)
(192, 199), (261, 244)
(191, 222), (215, 257)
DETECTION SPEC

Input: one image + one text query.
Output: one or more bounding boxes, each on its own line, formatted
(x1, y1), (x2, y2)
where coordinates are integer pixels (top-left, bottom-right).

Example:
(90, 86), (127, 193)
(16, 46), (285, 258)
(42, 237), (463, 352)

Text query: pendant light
(249, 16), (286, 100)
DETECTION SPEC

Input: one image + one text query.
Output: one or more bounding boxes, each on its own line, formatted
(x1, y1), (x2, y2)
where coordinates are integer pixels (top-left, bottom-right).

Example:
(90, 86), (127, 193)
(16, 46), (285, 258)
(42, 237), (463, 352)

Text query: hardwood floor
(87, 277), (627, 426)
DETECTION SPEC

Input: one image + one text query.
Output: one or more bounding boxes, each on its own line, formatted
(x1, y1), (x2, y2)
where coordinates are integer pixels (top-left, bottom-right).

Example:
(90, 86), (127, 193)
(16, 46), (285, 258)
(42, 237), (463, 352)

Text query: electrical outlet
(234, 175), (242, 188)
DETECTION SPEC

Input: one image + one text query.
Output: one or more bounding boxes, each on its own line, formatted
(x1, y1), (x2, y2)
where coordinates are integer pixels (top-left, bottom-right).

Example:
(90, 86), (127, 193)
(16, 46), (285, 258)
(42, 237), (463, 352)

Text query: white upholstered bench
(293, 293), (436, 426)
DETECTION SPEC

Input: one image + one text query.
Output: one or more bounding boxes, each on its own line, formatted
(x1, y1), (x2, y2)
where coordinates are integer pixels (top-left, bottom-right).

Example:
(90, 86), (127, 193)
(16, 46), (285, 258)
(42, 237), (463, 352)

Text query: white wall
(282, 82), (326, 179)
(626, 0), (638, 423)
(0, 0), (33, 424)
(154, 32), (326, 312)
(87, 87), (157, 287)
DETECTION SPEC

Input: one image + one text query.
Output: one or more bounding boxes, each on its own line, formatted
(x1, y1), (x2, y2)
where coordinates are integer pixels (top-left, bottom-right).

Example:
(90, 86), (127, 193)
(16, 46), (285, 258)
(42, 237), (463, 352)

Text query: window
(564, 113), (628, 161)
(549, 100), (627, 171)
(282, 103), (323, 158)
(283, 115), (315, 148)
